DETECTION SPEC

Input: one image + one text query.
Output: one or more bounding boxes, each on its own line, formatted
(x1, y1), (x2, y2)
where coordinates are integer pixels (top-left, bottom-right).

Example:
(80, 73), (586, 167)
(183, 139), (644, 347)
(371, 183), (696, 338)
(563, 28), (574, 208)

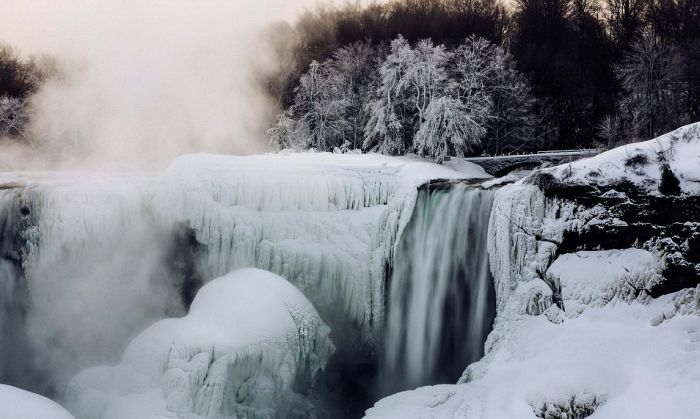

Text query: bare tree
(615, 34), (687, 141)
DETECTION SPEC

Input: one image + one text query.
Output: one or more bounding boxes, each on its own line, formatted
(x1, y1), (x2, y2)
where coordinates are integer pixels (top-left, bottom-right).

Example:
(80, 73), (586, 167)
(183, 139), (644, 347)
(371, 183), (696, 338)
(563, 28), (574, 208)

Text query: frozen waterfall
(382, 184), (496, 393)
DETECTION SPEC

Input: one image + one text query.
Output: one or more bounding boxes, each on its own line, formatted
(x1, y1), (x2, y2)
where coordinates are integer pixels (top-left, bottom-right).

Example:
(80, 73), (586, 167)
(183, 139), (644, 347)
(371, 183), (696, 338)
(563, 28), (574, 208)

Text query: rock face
(67, 269), (334, 419)
(366, 124), (700, 419)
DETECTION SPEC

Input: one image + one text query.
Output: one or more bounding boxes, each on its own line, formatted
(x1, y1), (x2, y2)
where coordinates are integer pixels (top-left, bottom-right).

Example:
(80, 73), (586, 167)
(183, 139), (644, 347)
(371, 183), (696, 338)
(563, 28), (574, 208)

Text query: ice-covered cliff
(366, 123), (700, 418)
(0, 152), (489, 416)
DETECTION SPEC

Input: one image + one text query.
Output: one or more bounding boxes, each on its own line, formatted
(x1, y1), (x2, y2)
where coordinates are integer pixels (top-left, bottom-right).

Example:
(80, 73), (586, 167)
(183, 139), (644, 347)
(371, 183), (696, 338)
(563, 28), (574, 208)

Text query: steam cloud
(0, 0), (315, 168)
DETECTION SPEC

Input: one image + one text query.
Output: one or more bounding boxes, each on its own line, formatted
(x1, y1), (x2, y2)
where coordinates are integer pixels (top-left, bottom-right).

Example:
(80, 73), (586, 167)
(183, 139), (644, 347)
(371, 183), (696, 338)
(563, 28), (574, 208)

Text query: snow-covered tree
(330, 41), (380, 149)
(268, 60), (351, 151)
(364, 36), (415, 154)
(269, 42), (380, 151)
(267, 110), (311, 150)
(615, 34), (687, 141)
(414, 96), (486, 163)
(0, 96), (30, 144)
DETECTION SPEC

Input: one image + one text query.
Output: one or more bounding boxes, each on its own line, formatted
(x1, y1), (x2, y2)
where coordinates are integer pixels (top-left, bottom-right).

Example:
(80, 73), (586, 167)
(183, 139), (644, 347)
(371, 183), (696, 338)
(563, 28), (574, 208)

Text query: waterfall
(0, 189), (38, 392)
(382, 184), (496, 393)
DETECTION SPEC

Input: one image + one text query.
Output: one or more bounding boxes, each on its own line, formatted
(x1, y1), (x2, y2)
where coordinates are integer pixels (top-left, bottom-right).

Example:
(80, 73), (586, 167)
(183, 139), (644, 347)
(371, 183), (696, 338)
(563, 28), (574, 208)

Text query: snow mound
(547, 122), (700, 195)
(67, 268), (334, 419)
(0, 385), (74, 419)
(548, 249), (662, 313)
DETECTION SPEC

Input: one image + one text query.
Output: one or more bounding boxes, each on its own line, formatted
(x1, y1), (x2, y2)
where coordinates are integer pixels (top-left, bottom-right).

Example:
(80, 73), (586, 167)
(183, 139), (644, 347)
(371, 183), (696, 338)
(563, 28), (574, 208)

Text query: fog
(0, 0), (321, 169)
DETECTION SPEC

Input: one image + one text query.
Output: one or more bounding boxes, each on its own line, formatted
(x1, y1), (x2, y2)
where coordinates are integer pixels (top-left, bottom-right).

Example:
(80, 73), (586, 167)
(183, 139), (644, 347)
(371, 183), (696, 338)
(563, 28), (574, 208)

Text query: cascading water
(382, 183), (496, 393)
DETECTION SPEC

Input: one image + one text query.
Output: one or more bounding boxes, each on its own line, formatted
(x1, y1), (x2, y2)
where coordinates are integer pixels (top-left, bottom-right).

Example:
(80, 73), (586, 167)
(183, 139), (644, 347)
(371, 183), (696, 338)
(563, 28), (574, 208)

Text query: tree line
(266, 0), (700, 161)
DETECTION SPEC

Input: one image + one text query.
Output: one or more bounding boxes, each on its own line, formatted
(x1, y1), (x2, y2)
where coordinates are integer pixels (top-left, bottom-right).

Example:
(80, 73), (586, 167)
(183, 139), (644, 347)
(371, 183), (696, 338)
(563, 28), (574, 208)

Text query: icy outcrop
(67, 269), (334, 419)
(0, 384), (75, 419)
(366, 124), (700, 418)
(163, 153), (488, 340)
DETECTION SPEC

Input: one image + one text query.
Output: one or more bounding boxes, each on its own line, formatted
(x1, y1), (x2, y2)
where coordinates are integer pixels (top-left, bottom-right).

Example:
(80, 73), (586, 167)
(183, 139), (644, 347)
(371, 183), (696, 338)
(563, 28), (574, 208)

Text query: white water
(382, 184), (495, 392)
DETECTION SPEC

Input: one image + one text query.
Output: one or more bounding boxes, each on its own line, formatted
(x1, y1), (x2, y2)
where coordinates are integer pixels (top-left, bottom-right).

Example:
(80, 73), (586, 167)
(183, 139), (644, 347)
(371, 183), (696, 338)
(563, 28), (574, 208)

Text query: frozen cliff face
(67, 268), (334, 419)
(366, 124), (700, 418)
(0, 384), (75, 419)
(0, 153), (489, 402)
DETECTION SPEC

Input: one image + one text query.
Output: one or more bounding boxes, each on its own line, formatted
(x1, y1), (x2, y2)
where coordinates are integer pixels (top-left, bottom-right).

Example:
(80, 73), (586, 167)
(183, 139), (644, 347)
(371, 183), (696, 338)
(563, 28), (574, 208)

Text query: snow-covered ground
(0, 385), (75, 419)
(366, 123), (700, 419)
(546, 123), (700, 195)
(67, 269), (334, 419)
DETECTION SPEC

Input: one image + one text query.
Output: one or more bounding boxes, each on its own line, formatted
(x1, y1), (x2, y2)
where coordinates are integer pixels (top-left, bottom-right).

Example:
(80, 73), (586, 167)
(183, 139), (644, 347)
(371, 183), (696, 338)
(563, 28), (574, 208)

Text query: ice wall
(381, 184), (495, 393)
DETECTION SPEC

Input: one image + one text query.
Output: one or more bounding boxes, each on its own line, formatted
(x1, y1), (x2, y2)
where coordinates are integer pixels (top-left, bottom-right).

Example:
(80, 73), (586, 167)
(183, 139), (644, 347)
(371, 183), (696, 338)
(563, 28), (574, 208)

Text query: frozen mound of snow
(0, 384), (75, 419)
(546, 122), (700, 195)
(67, 268), (334, 419)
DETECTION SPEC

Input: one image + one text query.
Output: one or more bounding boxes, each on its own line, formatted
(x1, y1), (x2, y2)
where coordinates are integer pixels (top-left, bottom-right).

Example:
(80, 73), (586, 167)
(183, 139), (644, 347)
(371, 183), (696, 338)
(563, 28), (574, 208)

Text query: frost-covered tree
(0, 96), (30, 144)
(268, 60), (351, 150)
(414, 96), (485, 163)
(596, 114), (622, 148)
(615, 34), (686, 141)
(364, 36), (415, 154)
(267, 110), (311, 150)
(269, 42), (380, 151)
(451, 37), (494, 150)
(402, 39), (452, 129)
(330, 41), (380, 149)
(365, 37), (458, 157)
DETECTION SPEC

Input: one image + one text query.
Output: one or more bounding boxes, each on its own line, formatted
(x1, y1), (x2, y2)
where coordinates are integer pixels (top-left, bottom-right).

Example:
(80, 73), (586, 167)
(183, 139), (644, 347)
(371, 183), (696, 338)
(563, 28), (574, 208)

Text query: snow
(67, 268), (334, 419)
(546, 122), (700, 195)
(366, 293), (700, 419)
(0, 385), (75, 419)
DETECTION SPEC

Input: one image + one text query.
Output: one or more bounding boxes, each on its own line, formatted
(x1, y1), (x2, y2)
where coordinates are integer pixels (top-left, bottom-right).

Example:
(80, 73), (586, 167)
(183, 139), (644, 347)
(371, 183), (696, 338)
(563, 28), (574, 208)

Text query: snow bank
(547, 122), (700, 195)
(366, 291), (700, 418)
(0, 385), (74, 419)
(67, 268), (333, 419)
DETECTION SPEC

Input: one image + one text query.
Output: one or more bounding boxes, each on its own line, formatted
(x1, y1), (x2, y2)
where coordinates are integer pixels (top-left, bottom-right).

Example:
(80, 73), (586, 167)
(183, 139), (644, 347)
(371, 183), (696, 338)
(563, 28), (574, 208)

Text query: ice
(67, 268), (334, 419)
(0, 152), (490, 413)
(0, 384), (75, 419)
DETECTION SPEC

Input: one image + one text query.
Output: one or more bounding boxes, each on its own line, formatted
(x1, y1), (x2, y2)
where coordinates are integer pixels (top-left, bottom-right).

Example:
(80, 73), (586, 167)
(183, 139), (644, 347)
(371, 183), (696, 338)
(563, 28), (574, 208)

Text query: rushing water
(382, 184), (496, 393)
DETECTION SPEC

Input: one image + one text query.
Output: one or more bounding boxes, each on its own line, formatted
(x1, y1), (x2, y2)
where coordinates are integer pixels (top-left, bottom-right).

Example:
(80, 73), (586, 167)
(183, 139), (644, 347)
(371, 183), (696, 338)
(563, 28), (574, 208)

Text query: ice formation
(366, 123), (700, 418)
(0, 384), (75, 419)
(382, 184), (495, 392)
(67, 268), (334, 419)
(0, 152), (489, 413)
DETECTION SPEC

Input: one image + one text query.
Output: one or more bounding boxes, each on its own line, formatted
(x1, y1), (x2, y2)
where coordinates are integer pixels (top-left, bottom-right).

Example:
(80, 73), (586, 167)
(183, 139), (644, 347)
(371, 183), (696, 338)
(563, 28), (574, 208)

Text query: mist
(0, 0), (319, 169)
